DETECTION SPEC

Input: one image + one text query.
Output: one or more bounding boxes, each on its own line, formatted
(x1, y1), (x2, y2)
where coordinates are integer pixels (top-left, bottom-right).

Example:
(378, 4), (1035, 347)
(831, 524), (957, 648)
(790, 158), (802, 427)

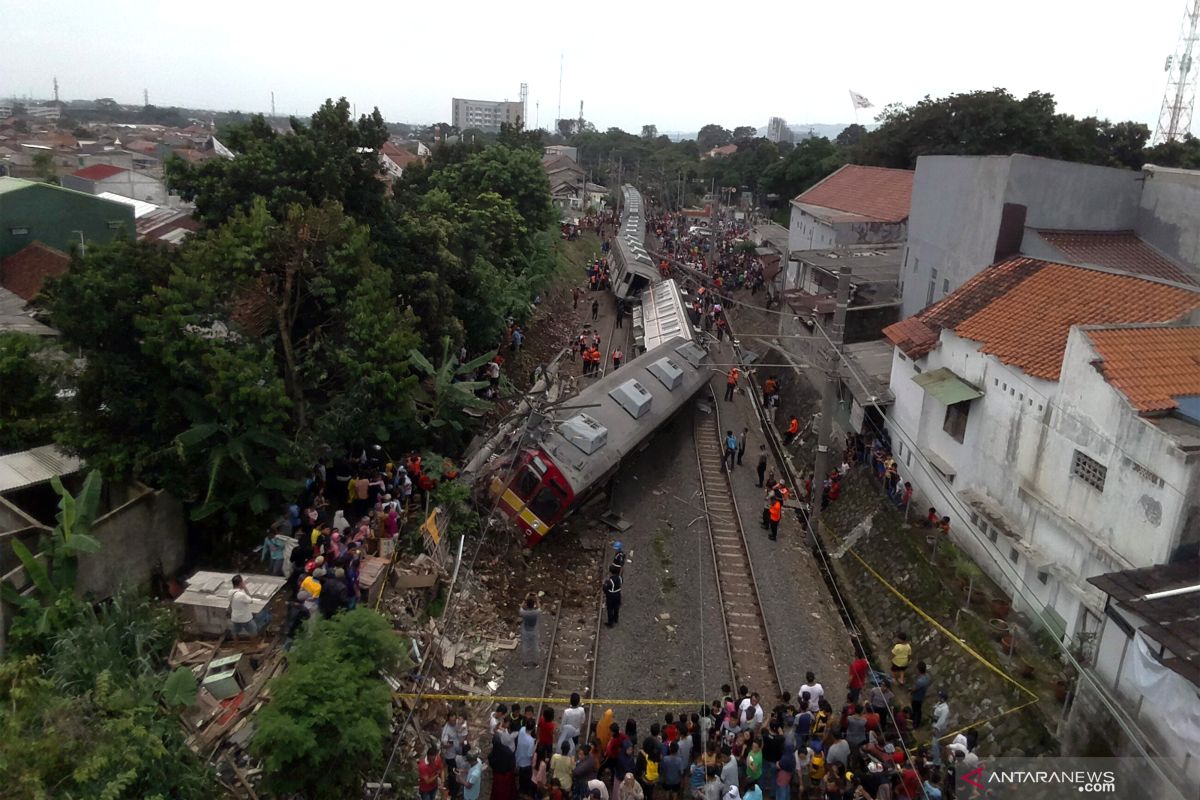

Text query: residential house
(705, 144), (738, 159)
(882, 257), (1200, 648)
(543, 153), (604, 218)
(788, 164), (913, 252)
(0, 241), (70, 302)
(0, 177), (135, 259)
(380, 141), (422, 181)
(900, 155), (1200, 317)
(543, 144), (577, 162)
(62, 164), (169, 205)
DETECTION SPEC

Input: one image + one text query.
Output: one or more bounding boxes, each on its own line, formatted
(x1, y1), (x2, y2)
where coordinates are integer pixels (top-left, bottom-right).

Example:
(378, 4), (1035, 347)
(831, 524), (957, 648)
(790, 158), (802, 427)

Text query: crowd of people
(421, 663), (973, 800)
(261, 451), (442, 643)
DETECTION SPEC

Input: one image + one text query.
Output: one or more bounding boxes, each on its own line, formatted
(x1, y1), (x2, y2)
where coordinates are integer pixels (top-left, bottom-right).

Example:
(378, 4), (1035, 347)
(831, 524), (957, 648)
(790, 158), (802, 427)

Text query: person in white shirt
(229, 575), (256, 638)
(798, 672), (824, 713)
(562, 693), (587, 741)
(739, 695), (764, 732)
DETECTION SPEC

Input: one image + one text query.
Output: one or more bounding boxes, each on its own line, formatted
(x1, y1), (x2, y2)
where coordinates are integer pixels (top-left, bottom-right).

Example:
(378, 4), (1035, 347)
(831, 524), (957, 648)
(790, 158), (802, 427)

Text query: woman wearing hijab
(617, 772), (644, 800)
(596, 709), (616, 754)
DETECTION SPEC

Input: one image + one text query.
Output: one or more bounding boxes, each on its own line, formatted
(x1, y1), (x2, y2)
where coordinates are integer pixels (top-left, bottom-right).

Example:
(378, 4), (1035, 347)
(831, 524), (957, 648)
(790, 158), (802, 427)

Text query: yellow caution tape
(842, 546), (1037, 700)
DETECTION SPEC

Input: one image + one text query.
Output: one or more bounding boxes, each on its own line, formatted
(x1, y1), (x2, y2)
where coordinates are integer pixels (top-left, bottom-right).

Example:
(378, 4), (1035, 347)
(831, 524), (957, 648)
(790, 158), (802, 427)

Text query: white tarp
(1129, 631), (1200, 780)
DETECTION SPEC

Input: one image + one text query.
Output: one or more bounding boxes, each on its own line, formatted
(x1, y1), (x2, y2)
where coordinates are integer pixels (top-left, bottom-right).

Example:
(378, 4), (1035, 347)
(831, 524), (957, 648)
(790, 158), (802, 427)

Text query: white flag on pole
(849, 90), (873, 110)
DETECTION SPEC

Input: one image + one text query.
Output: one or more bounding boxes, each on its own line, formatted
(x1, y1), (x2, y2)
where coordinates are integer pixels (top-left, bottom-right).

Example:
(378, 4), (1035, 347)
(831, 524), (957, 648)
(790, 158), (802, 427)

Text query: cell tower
(519, 82), (528, 127)
(53, 77), (59, 103)
(1153, 0), (1200, 144)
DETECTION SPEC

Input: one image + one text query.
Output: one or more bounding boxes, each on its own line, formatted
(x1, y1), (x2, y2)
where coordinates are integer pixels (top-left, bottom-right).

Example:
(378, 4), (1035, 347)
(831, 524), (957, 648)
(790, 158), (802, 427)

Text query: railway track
(694, 387), (784, 701)
(537, 545), (606, 734)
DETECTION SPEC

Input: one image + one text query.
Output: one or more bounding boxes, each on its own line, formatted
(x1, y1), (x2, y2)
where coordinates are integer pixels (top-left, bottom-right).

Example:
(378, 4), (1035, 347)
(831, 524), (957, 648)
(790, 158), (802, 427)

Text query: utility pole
(812, 265), (852, 519)
(271, 91), (276, 117)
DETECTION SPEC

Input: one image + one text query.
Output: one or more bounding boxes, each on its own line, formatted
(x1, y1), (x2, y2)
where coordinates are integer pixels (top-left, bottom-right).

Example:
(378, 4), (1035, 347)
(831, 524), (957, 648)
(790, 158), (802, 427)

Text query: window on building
(9, 227), (29, 235)
(942, 278), (949, 294)
(905, 451), (912, 468)
(926, 267), (937, 306)
(987, 525), (999, 544)
(1071, 450), (1107, 491)
(943, 401), (970, 443)
(1009, 547), (1020, 564)
(969, 511), (979, 526)
(1037, 570), (1049, 585)
(913, 256), (919, 273)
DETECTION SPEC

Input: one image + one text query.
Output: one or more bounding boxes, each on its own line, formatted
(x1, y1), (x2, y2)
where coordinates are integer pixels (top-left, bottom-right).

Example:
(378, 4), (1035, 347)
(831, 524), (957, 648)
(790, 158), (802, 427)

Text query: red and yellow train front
(489, 449), (574, 548)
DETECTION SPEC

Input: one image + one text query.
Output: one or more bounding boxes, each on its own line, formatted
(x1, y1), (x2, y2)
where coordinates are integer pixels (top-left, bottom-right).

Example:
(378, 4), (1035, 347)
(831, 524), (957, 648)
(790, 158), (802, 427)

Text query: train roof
(537, 335), (711, 492)
(635, 278), (696, 351)
(612, 184), (658, 299)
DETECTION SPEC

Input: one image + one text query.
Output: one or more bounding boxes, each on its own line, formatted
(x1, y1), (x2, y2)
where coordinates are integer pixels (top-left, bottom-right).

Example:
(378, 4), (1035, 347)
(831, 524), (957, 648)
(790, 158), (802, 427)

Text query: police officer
(602, 565), (622, 627)
(611, 541), (628, 573)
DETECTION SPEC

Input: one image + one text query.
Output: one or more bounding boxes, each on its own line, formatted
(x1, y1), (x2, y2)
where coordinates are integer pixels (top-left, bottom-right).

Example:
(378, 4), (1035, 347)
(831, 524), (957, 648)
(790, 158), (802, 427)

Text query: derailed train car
(610, 185), (662, 300)
(479, 334), (710, 548)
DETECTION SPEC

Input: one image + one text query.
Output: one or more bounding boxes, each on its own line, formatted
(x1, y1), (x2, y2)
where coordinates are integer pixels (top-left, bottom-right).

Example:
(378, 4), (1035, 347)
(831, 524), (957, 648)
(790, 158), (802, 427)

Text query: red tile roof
(70, 163), (127, 181)
(793, 164), (914, 223)
(381, 141), (421, 168)
(1087, 327), (1200, 414)
(1037, 230), (1197, 286)
(883, 256), (1200, 380)
(0, 241), (70, 300)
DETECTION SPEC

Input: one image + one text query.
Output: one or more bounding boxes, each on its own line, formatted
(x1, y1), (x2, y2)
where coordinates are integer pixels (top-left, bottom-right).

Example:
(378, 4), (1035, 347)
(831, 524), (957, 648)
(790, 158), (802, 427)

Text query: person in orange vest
(724, 366), (740, 402)
(612, 348), (623, 370)
(588, 346), (601, 375)
(784, 415), (800, 444)
(768, 495), (783, 541)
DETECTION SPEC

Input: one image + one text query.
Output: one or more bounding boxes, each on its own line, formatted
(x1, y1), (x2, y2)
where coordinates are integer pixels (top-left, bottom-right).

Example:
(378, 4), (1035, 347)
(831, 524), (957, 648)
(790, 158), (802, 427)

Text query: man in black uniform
(602, 565), (622, 627)
(611, 541), (628, 573)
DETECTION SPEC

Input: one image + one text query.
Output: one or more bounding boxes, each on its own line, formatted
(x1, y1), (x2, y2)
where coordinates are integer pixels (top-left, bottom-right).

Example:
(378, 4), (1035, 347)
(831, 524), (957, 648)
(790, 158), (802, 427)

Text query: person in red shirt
(848, 647), (869, 704)
(537, 708), (557, 761)
(662, 713), (679, 744)
(417, 744), (445, 800)
(900, 766), (922, 799)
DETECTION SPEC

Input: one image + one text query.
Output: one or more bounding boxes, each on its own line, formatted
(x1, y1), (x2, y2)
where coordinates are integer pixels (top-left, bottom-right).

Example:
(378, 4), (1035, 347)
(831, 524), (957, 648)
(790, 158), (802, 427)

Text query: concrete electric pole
(812, 265), (852, 519)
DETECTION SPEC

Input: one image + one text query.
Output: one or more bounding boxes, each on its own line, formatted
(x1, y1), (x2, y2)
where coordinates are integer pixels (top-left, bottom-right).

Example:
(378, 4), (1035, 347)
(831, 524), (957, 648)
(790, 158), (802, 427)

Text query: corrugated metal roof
(0, 445), (81, 494)
(913, 367), (983, 405)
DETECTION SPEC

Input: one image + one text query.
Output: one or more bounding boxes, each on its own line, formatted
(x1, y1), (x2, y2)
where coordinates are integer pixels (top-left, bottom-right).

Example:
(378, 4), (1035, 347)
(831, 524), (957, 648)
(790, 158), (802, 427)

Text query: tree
(850, 88), (1162, 171)
(409, 336), (494, 446)
(760, 137), (844, 201)
(166, 98), (390, 227)
(641, 124), (658, 140)
(557, 118), (577, 138)
(697, 124), (733, 151)
(498, 120), (544, 151)
(835, 123), (867, 147)
(0, 333), (65, 452)
(733, 125), (757, 140)
(31, 151), (58, 184)
(252, 608), (408, 799)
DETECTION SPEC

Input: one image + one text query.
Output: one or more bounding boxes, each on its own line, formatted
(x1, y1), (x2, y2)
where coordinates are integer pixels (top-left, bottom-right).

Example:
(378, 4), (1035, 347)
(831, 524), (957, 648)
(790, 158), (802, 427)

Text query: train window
(515, 468), (540, 500)
(530, 486), (564, 521)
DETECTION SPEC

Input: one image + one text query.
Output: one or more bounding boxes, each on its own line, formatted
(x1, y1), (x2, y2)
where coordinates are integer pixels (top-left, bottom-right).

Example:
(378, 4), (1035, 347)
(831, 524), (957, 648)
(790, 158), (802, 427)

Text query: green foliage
(252, 608), (409, 799)
(697, 123), (733, 151)
(0, 594), (214, 800)
(31, 150), (59, 184)
(760, 137), (844, 200)
(167, 98), (390, 227)
(2, 472), (103, 645)
(850, 89), (1167, 171)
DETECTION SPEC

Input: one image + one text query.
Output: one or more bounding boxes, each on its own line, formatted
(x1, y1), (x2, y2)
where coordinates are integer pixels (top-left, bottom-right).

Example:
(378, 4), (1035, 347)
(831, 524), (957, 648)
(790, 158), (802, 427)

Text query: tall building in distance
(766, 116), (790, 143)
(451, 96), (525, 133)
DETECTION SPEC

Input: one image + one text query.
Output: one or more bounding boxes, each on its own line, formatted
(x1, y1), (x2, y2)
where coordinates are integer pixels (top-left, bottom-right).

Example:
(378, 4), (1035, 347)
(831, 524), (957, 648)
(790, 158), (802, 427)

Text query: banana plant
(409, 336), (495, 433)
(1, 471), (102, 635)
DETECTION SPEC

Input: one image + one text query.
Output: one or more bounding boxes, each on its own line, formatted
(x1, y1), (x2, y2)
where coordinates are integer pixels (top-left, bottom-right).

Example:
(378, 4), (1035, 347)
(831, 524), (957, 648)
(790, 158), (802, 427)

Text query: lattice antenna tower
(1154, 0), (1200, 144)
(519, 83), (528, 128)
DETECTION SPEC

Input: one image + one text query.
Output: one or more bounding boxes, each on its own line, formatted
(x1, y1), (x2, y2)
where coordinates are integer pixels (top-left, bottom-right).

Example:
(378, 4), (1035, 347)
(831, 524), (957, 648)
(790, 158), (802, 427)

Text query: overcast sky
(1, 0), (1191, 136)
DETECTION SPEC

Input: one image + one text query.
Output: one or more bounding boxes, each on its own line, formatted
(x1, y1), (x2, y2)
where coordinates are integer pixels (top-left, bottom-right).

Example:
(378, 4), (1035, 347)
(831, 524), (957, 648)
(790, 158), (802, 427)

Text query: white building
(883, 257), (1200, 642)
(901, 155), (1200, 318)
(451, 97), (524, 133)
(788, 164), (912, 253)
(61, 164), (169, 205)
(766, 117), (789, 144)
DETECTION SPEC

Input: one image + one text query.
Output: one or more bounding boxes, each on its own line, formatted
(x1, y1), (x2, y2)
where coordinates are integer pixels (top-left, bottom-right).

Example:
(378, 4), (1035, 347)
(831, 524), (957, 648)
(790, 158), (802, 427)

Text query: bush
(252, 608), (410, 799)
